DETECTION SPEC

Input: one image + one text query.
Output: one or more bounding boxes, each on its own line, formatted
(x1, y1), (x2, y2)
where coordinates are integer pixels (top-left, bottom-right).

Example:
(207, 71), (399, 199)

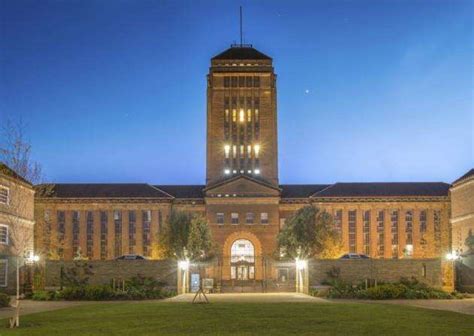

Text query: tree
(0, 118), (41, 328)
(160, 210), (214, 261)
(278, 205), (344, 259)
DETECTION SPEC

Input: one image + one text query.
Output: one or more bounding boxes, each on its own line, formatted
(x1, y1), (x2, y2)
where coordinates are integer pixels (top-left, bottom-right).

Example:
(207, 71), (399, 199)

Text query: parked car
(339, 253), (370, 259)
(115, 254), (147, 260)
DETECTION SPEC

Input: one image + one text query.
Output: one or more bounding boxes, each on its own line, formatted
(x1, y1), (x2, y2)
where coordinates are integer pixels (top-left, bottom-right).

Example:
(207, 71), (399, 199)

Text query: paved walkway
(0, 298), (90, 319)
(166, 292), (329, 303)
(365, 298), (474, 315)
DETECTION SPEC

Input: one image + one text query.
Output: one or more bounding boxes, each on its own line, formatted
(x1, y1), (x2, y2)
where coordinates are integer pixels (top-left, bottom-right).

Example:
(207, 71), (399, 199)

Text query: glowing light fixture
(178, 260), (189, 271)
(254, 169), (260, 175)
(239, 109), (245, 122)
(446, 252), (460, 261)
(224, 169), (230, 175)
(295, 258), (307, 270)
(254, 144), (260, 158)
(224, 144), (230, 158)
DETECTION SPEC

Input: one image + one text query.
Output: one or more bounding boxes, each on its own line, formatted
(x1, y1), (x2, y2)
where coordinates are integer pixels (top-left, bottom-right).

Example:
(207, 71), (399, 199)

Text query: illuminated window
(224, 144), (230, 158)
(434, 210), (442, 254)
(334, 210), (342, 234)
(232, 145), (237, 159)
(239, 109), (245, 122)
(216, 213), (224, 225)
(420, 210), (427, 233)
(247, 145), (252, 158)
(254, 144), (260, 158)
(246, 213), (254, 225)
(240, 145), (244, 156)
(231, 76), (237, 87)
(261, 212), (269, 225)
(247, 109), (251, 122)
(246, 76), (252, 87)
(231, 213), (239, 225)
(224, 76), (230, 87)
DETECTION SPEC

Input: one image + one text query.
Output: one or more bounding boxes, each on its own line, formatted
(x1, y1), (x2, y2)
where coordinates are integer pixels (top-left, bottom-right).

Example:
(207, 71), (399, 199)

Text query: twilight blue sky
(1, 0), (472, 184)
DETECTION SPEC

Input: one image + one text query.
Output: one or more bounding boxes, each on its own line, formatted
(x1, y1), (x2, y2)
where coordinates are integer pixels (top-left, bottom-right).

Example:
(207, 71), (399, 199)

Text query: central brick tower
(206, 44), (278, 187)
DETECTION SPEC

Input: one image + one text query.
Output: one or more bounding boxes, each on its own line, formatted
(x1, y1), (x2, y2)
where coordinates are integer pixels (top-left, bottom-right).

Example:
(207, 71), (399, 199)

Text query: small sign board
(202, 278), (214, 290)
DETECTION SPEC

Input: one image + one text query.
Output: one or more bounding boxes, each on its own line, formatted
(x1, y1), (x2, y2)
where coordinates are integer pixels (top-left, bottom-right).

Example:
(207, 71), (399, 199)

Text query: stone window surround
(0, 185), (9, 205)
(0, 259), (7, 287)
(0, 224), (8, 245)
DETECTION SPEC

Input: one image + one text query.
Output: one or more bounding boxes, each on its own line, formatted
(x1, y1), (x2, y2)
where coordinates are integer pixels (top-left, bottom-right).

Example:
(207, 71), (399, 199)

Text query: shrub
(356, 284), (406, 300)
(84, 285), (116, 301)
(32, 290), (57, 301)
(0, 293), (10, 307)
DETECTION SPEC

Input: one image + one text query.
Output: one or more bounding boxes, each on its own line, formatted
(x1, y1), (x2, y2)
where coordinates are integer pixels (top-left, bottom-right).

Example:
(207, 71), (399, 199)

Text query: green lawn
(1, 301), (472, 335)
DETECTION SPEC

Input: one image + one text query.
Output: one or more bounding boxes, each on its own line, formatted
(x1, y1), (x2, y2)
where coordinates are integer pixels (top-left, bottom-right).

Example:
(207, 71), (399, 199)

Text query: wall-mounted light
(446, 252), (460, 261)
(254, 169), (260, 175)
(224, 169), (230, 175)
(296, 258), (307, 270)
(224, 144), (230, 158)
(178, 259), (189, 271)
(254, 144), (260, 158)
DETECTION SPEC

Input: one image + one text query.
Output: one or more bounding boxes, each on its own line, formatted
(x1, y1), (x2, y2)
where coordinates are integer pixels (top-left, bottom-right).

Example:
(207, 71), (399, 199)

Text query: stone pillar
(122, 209), (130, 255)
(426, 209), (435, 258)
(356, 208), (364, 254)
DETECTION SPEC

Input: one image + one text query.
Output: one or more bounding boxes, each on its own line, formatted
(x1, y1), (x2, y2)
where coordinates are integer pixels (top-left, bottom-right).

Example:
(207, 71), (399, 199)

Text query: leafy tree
(160, 211), (213, 261)
(465, 230), (474, 253)
(278, 205), (344, 259)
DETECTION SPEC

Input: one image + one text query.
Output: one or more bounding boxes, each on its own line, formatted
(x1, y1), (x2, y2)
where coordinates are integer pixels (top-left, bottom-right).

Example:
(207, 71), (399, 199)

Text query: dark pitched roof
(453, 169), (474, 185)
(280, 184), (331, 198)
(212, 46), (272, 60)
(35, 184), (172, 198)
(154, 185), (205, 199)
(312, 182), (450, 198)
(0, 162), (32, 185)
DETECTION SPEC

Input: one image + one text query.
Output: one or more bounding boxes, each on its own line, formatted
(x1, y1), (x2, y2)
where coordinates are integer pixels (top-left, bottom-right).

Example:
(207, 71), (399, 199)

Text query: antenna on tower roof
(239, 6), (243, 46)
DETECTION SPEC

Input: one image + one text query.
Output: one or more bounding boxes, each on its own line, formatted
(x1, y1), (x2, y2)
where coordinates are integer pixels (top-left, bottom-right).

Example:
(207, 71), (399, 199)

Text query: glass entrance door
(237, 265), (248, 280)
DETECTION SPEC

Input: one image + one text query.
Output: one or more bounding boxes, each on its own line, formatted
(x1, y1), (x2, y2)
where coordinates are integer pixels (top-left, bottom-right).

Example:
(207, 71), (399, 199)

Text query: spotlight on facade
(178, 259), (189, 271)
(295, 258), (307, 270)
(224, 169), (230, 175)
(26, 254), (40, 265)
(446, 252), (460, 261)
(254, 169), (260, 175)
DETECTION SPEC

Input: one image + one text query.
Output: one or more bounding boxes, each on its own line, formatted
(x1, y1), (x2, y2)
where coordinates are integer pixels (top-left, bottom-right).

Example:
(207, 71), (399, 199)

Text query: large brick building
(34, 44), (459, 285)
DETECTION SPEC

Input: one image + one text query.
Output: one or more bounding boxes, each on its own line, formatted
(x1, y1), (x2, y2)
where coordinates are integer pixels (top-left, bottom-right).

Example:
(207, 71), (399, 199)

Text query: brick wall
(45, 260), (177, 289)
(309, 258), (444, 288)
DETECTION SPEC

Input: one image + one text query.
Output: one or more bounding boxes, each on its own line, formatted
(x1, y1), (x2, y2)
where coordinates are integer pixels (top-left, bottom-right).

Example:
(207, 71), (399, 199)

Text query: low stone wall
(45, 260), (177, 289)
(309, 258), (443, 288)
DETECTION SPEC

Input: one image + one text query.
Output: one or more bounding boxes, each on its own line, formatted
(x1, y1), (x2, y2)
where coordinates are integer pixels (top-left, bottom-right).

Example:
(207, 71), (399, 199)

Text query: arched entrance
(230, 239), (255, 280)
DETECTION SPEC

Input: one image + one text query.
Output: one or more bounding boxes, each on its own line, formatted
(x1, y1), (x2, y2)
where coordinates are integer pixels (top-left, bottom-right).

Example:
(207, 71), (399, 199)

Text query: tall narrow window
(420, 210), (427, 233)
(334, 210), (342, 234)
(391, 210), (399, 258)
(434, 210), (442, 255)
(216, 213), (224, 225)
(0, 259), (7, 287)
(261, 212), (269, 225)
(158, 210), (163, 233)
(114, 210), (122, 258)
(142, 210), (151, 257)
(377, 211), (384, 257)
(0, 225), (8, 245)
(128, 211), (136, 254)
(0, 186), (9, 205)
(72, 211), (80, 256)
(253, 76), (260, 87)
(100, 211), (108, 260)
(231, 213), (239, 225)
(43, 210), (51, 252)
(348, 210), (357, 253)
(238, 76), (245, 87)
(224, 76), (230, 87)
(246, 76), (252, 87)
(405, 210), (413, 245)
(246, 213), (254, 225)
(57, 211), (65, 258)
(363, 210), (370, 255)
(231, 76), (237, 87)
(86, 211), (94, 259)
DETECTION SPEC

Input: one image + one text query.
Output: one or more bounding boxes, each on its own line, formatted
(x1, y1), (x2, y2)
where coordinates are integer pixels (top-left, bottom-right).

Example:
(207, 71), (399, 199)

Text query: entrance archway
(230, 239), (255, 280)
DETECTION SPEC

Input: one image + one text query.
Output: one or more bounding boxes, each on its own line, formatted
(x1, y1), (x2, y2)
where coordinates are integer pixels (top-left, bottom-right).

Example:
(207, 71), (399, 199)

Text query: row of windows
(216, 212), (269, 225)
(223, 76), (260, 88)
(44, 210), (158, 260)
(331, 209), (442, 258)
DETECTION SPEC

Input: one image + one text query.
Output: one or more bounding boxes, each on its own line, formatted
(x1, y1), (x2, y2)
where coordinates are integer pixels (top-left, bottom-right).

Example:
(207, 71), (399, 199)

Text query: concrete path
(166, 292), (329, 303)
(369, 298), (474, 315)
(0, 298), (89, 319)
